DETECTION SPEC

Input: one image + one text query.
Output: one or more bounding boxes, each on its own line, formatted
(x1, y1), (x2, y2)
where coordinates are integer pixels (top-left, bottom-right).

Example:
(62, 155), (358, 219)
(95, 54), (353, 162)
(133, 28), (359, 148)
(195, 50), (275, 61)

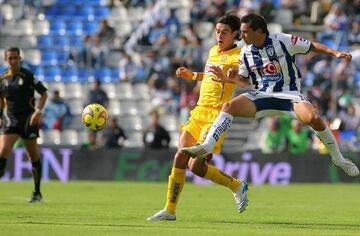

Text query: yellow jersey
(197, 45), (240, 109)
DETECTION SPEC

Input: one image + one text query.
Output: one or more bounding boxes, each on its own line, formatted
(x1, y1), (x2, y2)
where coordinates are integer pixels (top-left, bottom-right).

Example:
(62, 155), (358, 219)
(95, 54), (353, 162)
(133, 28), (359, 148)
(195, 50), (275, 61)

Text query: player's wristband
(192, 72), (198, 80)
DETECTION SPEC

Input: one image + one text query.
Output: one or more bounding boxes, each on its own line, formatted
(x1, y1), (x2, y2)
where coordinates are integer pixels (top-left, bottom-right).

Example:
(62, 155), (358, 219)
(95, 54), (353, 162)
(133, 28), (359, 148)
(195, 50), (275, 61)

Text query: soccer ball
(82, 103), (109, 131)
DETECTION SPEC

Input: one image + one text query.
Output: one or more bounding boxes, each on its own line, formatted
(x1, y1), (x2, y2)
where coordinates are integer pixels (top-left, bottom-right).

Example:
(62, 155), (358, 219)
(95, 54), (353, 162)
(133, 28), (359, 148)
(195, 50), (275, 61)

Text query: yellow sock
(164, 167), (186, 214)
(204, 165), (241, 192)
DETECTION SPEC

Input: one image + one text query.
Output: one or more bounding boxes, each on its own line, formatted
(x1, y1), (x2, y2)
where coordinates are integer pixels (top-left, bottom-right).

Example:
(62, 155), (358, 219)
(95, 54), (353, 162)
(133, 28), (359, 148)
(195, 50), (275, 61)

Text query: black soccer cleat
(29, 191), (43, 203)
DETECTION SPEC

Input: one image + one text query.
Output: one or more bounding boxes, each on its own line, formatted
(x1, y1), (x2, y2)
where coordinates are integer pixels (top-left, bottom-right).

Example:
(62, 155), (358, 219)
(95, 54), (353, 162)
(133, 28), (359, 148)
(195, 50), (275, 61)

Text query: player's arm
(310, 42), (352, 61)
(29, 91), (47, 126)
(176, 67), (204, 81)
(211, 67), (250, 87)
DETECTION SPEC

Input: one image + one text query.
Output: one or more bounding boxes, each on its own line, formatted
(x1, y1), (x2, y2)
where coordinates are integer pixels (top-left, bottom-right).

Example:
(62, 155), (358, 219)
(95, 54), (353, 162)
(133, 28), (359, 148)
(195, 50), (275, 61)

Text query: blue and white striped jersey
(238, 33), (311, 93)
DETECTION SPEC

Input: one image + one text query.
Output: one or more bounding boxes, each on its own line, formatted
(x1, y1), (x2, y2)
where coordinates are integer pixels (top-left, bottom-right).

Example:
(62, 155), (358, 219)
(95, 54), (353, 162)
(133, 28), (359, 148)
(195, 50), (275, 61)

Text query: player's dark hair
(240, 13), (269, 34)
(5, 47), (21, 57)
(216, 13), (241, 40)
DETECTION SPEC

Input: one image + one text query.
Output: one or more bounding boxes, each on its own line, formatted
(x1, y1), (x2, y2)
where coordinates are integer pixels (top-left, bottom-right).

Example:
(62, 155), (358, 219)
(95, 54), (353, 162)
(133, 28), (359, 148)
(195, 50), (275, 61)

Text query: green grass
(0, 182), (359, 236)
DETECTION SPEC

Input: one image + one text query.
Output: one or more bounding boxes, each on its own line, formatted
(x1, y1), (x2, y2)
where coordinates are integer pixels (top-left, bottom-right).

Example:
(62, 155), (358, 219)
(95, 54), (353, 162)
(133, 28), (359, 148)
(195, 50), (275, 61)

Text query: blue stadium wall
(1, 147), (359, 184)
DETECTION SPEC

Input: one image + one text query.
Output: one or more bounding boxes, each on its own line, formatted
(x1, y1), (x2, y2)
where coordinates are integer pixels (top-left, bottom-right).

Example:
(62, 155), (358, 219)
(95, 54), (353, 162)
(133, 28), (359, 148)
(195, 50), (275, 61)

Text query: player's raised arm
(176, 67), (204, 81)
(310, 41), (352, 61)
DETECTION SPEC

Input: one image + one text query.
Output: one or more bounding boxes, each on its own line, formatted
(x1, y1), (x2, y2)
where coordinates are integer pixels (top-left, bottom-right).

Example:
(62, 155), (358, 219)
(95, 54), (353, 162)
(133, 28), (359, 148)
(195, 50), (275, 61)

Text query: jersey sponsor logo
(260, 61), (282, 82)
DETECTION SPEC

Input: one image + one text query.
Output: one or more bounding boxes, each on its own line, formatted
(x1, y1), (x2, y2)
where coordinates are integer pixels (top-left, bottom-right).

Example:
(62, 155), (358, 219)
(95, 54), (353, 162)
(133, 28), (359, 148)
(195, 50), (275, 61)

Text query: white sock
(203, 111), (234, 150)
(314, 127), (345, 163)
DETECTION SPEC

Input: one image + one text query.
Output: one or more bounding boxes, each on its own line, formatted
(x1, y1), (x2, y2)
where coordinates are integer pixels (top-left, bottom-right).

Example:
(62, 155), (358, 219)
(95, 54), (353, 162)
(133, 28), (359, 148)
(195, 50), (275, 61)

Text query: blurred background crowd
(0, 0), (359, 154)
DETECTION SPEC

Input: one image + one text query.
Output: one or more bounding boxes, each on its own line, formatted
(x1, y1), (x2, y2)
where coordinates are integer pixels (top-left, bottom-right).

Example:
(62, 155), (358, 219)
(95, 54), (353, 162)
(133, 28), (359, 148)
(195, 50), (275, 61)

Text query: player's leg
(147, 130), (196, 221)
(182, 95), (256, 157)
(188, 157), (248, 212)
(24, 138), (43, 202)
(293, 101), (359, 176)
(0, 134), (20, 178)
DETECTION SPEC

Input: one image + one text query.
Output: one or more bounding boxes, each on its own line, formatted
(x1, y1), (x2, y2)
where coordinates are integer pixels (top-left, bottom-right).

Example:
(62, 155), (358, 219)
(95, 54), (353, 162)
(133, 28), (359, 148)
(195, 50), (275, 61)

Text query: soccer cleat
(28, 191), (42, 203)
(233, 181), (249, 213)
(182, 144), (212, 159)
(333, 158), (360, 177)
(147, 209), (176, 221)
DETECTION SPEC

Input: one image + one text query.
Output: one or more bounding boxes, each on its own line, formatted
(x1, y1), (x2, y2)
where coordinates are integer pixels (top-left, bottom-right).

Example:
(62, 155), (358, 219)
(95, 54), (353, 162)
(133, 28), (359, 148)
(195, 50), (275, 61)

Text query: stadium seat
(34, 66), (45, 81)
(102, 83), (117, 99)
(18, 35), (37, 48)
(116, 82), (134, 100)
(68, 99), (85, 116)
(44, 66), (61, 82)
(77, 68), (92, 83)
(57, 49), (70, 65)
(64, 82), (83, 100)
(119, 101), (138, 115)
(60, 129), (79, 146)
(33, 20), (50, 35)
(136, 100), (153, 116)
(94, 68), (111, 83)
(41, 130), (61, 145)
(133, 83), (150, 100)
(76, 6), (94, 21)
(108, 100), (121, 116)
(274, 9), (293, 30)
(53, 36), (70, 49)
(94, 7), (110, 19)
(120, 115), (143, 131)
(83, 21), (98, 35)
(125, 131), (144, 147)
(37, 35), (53, 48)
(50, 20), (66, 35)
(69, 115), (84, 130)
(23, 49), (42, 66)
(0, 4), (13, 21)
(41, 51), (58, 66)
(62, 66), (79, 83)
(160, 115), (178, 132)
(16, 19), (34, 35)
(60, 6), (77, 19)
(66, 21), (83, 36)
(170, 131), (180, 148)
(69, 36), (83, 47)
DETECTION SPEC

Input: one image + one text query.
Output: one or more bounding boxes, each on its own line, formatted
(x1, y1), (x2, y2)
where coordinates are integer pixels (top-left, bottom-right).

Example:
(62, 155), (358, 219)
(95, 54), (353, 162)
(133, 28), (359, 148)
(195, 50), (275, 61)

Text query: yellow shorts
(181, 106), (226, 154)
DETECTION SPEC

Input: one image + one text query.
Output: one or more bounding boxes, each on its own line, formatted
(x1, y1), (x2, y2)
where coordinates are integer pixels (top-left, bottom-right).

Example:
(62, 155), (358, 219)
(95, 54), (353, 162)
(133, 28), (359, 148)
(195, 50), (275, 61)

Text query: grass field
(0, 181), (359, 236)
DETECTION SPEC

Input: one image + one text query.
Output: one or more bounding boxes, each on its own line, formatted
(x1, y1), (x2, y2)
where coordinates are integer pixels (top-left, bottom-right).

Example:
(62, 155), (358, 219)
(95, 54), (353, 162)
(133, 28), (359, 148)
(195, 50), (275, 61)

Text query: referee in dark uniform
(0, 47), (48, 203)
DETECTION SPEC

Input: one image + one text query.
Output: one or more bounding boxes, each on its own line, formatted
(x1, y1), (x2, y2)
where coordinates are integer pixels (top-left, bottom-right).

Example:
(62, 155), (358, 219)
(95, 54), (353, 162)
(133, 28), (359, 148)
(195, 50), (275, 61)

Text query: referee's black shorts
(1, 113), (39, 139)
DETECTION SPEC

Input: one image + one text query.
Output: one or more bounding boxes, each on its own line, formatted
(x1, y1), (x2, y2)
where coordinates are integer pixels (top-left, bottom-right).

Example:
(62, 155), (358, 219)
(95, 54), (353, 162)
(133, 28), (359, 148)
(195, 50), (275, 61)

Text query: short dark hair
(5, 47), (21, 57)
(216, 13), (241, 40)
(240, 13), (269, 34)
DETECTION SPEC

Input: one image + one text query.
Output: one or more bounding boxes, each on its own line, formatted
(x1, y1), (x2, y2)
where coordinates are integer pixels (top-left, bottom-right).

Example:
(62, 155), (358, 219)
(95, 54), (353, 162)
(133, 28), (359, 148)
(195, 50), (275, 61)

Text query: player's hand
(176, 67), (193, 80)
(211, 67), (238, 83)
(209, 65), (228, 83)
(335, 51), (352, 61)
(30, 110), (41, 126)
